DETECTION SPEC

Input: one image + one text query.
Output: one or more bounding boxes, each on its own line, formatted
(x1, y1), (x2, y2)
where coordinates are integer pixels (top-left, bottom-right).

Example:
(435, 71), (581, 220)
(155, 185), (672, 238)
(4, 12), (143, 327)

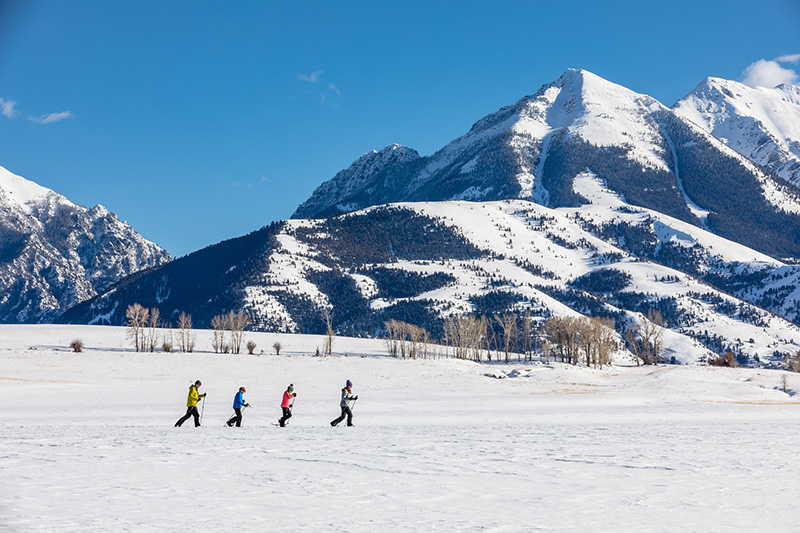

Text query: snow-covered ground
(1, 325), (799, 532)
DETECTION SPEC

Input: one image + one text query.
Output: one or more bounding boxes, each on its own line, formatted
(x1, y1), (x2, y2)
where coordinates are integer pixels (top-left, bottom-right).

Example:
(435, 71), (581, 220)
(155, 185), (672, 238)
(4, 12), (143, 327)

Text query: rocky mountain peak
(0, 164), (171, 323)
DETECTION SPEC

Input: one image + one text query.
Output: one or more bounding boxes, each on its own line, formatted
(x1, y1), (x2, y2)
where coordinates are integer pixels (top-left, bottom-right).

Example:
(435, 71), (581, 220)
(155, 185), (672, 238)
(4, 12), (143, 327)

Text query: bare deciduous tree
(384, 320), (402, 358)
(273, 341), (282, 356)
(177, 312), (195, 353)
(211, 314), (227, 353)
(544, 315), (616, 368)
(321, 308), (334, 357)
(444, 315), (490, 362)
(544, 316), (581, 365)
(625, 325), (643, 366)
(226, 310), (251, 354)
(784, 350), (800, 372)
(384, 320), (431, 360)
(522, 311), (533, 362)
(624, 310), (664, 365)
(125, 303), (149, 352)
(495, 313), (518, 364)
(144, 308), (161, 352)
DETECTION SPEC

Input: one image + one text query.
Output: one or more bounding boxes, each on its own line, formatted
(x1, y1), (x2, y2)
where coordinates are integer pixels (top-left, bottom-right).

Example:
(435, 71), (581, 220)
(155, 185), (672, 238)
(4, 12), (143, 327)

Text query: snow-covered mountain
(294, 69), (800, 260)
(63, 179), (800, 366)
(674, 77), (800, 187)
(51, 69), (800, 367)
(0, 165), (171, 322)
(294, 144), (422, 218)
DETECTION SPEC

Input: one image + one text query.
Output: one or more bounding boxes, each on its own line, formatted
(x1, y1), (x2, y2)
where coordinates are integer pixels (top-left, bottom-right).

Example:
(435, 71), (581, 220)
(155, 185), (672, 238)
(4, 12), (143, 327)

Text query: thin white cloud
(299, 70), (323, 83)
(775, 53), (800, 63)
(329, 83), (341, 96)
(741, 56), (800, 88)
(0, 97), (17, 119)
(29, 111), (74, 124)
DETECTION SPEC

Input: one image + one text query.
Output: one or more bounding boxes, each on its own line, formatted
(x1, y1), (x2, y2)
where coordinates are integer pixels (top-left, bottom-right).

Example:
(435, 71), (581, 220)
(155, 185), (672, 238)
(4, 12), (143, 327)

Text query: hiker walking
(278, 384), (297, 427)
(175, 380), (206, 427)
(330, 380), (358, 427)
(226, 386), (250, 427)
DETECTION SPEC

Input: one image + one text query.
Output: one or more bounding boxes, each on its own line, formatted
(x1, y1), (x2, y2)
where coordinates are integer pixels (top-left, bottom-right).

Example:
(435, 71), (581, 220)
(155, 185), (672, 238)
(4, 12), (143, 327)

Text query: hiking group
(173, 379), (357, 428)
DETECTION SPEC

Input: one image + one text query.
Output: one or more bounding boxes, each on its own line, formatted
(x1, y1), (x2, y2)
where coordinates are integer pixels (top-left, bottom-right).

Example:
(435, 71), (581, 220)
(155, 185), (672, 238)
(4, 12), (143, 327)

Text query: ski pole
(200, 395), (206, 425)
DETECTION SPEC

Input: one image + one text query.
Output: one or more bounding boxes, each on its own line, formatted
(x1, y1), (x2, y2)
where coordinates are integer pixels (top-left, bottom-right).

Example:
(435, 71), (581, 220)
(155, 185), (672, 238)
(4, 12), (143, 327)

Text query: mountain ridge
(292, 69), (800, 261)
(0, 164), (171, 323)
(673, 76), (800, 188)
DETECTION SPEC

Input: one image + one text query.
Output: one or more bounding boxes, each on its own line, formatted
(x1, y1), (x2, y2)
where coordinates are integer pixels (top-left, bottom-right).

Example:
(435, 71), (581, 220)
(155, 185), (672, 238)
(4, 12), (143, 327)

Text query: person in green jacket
(175, 380), (207, 427)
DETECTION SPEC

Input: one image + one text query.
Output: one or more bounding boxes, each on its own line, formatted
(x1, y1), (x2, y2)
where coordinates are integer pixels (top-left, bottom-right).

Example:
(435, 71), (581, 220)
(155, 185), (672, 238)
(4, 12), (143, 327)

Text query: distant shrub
(247, 341), (257, 355)
(273, 341), (282, 356)
(709, 352), (739, 368)
(70, 339), (83, 353)
(162, 340), (173, 353)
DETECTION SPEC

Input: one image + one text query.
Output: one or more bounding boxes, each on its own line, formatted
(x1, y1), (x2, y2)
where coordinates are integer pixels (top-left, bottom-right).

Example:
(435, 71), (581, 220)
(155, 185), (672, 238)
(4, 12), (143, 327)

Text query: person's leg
(345, 406), (353, 426)
(191, 406), (200, 427)
(175, 407), (193, 427)
(234, 408), (242, 427)
(331, 406), (347, 426)
(279, 407), (292, 426)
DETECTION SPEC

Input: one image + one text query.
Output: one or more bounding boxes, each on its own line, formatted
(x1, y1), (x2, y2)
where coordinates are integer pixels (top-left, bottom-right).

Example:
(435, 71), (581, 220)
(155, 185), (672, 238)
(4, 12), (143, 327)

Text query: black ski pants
(227, 408), (243, 427)
(331, 405), (353, 426)
(279, 407), (292, 427)
(176, 406), (200, 427)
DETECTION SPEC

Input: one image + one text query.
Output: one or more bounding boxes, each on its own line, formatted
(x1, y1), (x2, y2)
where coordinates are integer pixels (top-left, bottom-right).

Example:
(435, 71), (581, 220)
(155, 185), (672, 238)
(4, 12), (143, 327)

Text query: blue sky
(1, 0), (798, 256)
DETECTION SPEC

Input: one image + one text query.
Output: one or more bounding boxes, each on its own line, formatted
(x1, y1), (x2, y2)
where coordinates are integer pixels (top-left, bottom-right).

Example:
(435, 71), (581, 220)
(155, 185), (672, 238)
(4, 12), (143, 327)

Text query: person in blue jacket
(226, 386), (250, 427)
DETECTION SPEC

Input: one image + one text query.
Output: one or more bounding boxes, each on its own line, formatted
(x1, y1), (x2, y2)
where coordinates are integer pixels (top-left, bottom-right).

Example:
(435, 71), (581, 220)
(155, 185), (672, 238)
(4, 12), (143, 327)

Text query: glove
(354, 396), (359, 400)
(293, 393), (297, 397)
(202, 393), (207, 398)
(245, 403), (250, 408)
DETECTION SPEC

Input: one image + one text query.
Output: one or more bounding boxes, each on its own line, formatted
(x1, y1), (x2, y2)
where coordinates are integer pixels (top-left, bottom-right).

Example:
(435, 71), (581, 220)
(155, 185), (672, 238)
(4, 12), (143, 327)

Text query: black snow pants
(175, 406), (200, 427)
(279, 407), (292, 427)
(331, 406), (353, 427)
(227, 408), (243, 427)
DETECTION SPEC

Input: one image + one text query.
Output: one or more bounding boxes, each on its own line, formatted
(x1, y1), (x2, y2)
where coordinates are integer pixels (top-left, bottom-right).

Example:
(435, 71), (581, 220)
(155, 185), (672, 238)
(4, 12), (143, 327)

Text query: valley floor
(1, 325), (799, 532)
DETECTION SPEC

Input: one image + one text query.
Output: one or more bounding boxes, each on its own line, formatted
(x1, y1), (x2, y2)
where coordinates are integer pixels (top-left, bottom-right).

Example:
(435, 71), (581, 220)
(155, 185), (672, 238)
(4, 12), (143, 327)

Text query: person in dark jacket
(330, 380), (358, 427)
(278, 384), (297, 427)
(226, 386), (250, 427)
(175, 380), (206, 427)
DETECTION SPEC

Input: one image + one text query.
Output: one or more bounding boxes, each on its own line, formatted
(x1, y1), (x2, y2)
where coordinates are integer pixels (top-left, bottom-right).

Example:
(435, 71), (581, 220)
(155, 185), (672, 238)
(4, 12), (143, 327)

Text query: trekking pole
(351, 398), (358, 411)
(200, 395), (206, 425)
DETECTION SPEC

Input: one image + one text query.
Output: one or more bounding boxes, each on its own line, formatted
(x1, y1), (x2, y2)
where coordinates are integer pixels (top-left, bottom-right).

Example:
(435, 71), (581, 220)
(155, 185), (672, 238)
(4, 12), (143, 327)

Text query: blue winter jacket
(233, 391), (247, 409)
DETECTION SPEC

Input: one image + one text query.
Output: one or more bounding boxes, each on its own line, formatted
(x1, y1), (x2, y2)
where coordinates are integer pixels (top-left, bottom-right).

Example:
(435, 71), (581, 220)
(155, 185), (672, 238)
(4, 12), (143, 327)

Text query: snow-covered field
(1, 325), (799, 532)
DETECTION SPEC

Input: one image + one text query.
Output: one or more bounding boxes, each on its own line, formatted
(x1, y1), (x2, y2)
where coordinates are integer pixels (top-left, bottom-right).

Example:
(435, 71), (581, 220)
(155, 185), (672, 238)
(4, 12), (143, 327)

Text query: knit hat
(195, 380), (202, 386)
(288, 384), (294, 391)
(346, 380), (353, 388)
